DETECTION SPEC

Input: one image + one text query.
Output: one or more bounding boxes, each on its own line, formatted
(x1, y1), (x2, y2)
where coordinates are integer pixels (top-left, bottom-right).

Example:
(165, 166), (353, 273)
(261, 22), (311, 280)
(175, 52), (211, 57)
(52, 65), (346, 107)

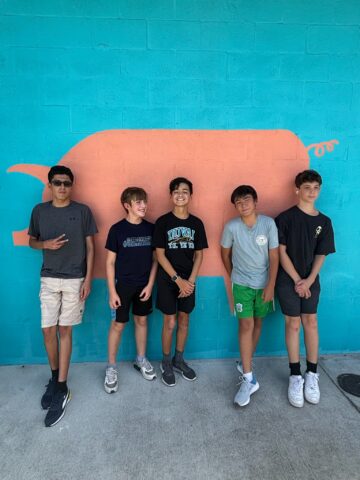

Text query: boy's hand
(43, 234), (68, 250)
(109, 293), (121, 309)
(176, 278), (195, 298)
(80, 279), (91, 301)
(295, 280), (311, 299)
(262, 284), (274, 303)
(139, 284), (152, 302)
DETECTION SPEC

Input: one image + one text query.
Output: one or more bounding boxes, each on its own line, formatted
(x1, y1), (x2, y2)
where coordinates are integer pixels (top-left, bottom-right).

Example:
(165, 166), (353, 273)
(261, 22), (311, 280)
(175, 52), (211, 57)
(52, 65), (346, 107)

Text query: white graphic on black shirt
(123, 236), (152, 248)
(314, 226), (322, 238)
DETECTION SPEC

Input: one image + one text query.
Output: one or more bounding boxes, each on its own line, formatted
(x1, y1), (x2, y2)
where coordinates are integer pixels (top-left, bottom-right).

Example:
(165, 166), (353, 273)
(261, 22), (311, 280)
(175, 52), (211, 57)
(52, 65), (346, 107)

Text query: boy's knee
(134, 316), (147, 328)
(111, 321), (126, 333)
(286, 316), (301, 333)
(58, 325), (72, 337)
(177, 312), (189, 328)
(42, 325), (57, 341)
(164, 315), (177, 331)
(239, 317), (254, 333)
(302, 314), (318, 330)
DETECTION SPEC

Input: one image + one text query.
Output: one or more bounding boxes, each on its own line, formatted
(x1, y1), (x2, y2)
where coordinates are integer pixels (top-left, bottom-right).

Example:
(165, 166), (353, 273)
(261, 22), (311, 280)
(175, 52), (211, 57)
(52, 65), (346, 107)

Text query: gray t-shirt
(221, 214), (279, 289)
(28, 201), (98, 279)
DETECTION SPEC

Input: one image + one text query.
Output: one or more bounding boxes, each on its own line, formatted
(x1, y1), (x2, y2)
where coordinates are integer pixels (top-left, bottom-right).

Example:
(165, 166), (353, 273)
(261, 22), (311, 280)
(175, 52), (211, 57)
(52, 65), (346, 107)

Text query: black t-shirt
(153, 212), (208, 278)
(105, 219), (154, 286)
(275, 206), (335, 283)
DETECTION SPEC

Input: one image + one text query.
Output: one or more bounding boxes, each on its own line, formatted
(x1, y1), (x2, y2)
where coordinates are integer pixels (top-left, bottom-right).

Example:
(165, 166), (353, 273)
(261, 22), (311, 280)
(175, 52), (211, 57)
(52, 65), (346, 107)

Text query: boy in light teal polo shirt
(221, 185), (279, 407)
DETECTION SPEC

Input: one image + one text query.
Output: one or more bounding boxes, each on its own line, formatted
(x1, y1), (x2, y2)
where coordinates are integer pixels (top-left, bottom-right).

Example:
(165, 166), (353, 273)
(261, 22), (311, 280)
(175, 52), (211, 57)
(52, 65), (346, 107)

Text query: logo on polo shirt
(256, 235), (267, 246)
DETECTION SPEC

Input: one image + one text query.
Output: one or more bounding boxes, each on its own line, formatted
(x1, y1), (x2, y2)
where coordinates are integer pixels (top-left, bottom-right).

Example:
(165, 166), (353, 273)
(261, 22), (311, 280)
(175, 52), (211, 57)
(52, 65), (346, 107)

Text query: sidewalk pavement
(1, 354), (359, 480)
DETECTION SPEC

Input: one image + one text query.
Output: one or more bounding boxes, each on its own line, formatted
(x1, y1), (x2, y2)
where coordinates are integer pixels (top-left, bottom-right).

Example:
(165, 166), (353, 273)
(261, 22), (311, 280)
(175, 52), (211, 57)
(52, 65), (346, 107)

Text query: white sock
(244, 371), (253, 382)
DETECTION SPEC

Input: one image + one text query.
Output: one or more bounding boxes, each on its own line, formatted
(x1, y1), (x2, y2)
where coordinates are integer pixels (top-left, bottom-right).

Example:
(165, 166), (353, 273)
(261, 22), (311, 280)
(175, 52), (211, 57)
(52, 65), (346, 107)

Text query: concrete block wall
(0, 0), (359, 364)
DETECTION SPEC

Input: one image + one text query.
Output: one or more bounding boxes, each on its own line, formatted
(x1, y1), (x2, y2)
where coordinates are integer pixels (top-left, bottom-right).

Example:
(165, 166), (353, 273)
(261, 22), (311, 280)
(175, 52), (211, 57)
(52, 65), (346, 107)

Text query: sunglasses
(51, 180), (73, 187)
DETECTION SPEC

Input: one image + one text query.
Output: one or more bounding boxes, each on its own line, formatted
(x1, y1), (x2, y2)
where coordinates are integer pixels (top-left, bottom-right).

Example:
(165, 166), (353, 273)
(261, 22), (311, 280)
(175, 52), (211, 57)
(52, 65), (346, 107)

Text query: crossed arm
(279, 244), (325, 298)
(156, 248), (203, 298)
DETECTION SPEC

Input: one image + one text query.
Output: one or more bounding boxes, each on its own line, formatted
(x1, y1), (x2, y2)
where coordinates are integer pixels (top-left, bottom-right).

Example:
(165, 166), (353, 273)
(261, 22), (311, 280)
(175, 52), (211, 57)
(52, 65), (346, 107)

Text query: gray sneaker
(104, 366), (118, 394)
(234, 376), (259, 407)
(134, 357), (156, 381)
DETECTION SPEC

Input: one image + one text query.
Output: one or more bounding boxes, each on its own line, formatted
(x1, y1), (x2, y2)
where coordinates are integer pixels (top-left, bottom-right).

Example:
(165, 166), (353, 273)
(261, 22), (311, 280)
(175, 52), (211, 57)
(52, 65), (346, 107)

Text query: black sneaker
(41, 378), (57, 410)
(172, 358), (197, 381)
(44, 389), (71, 427)
(160, 361), (176, 387)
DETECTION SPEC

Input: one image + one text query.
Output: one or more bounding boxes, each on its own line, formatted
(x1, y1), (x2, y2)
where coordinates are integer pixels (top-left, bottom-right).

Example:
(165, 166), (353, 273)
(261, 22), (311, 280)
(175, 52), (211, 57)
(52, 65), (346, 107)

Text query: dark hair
(48, 165), (74, 183)
(295, 170), (322, 188)
(121, 187), (147, 211)
(169, 177), (193, 195)
(231, 185), (258, 204)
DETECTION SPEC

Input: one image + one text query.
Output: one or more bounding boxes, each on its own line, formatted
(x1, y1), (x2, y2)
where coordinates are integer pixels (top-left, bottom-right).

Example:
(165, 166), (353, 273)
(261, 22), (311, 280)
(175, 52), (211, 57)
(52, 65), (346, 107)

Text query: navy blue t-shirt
(105, 219), (154, 286)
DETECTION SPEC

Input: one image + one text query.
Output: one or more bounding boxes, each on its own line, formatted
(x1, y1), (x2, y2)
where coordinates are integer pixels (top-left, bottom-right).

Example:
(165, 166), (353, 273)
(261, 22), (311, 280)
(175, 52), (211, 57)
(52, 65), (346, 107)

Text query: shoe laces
(140, 357), (153, 372)
(106, 367), (117, 383)
(306, 373), (319, 390)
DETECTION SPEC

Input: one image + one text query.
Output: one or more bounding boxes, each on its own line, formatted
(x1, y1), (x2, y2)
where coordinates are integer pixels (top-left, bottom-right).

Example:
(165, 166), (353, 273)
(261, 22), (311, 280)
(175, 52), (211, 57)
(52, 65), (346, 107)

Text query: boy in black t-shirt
(153, 177), (208, 387)
(104, 187), (158, 394)
(275, 170), (335, 408)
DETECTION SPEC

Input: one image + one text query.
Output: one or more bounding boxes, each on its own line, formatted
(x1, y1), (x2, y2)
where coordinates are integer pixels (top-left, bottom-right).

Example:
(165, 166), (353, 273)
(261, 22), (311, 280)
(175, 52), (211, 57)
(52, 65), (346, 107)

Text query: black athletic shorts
(114, 283), (152, 323)
(156, 273), (195, 315)
(276, 278), (320, 317)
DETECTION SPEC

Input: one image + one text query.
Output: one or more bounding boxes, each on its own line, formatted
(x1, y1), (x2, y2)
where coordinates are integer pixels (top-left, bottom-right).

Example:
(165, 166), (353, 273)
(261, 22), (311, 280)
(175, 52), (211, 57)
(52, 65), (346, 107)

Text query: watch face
(171, 274), (178, 282)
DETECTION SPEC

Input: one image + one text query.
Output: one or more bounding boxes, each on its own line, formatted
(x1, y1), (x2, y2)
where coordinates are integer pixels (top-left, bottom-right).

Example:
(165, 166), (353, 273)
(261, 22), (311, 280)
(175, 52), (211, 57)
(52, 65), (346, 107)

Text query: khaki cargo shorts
(40, 277), (85, 328)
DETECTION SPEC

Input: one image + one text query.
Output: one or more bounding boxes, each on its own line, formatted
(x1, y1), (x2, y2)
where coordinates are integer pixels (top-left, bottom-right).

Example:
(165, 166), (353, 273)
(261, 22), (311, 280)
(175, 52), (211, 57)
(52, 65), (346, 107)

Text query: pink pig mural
(8, 130), (337, 304)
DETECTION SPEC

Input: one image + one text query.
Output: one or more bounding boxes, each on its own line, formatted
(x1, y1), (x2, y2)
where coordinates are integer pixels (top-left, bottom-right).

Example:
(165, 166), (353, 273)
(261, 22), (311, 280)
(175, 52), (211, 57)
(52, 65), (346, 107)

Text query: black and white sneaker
(160, 361), (176, 387)
(172, 358), (197, 381)
(41, 377), (57, 410)
(44, 389), (71, 427)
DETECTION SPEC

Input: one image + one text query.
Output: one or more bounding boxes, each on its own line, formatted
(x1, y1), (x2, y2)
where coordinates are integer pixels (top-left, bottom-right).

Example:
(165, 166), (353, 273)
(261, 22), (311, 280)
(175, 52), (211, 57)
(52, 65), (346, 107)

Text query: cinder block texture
(1, 0), (360, 364)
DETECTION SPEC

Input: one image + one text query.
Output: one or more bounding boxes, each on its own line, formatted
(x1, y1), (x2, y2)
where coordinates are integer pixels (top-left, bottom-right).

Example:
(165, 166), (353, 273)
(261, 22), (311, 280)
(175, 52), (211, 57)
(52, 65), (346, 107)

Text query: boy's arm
(29, 234), (68, 250)
(188, 250), (203, 285)
(80, 236), (95, 301)
(156, 248), (194, 296)
(106, 250), (121, 309)
(220, 246), (232, 277)
(139, 252), (158, 301)
(279, 245), (311, 299)
(295, 255), (326, 293)
(262, 247), (279, 302)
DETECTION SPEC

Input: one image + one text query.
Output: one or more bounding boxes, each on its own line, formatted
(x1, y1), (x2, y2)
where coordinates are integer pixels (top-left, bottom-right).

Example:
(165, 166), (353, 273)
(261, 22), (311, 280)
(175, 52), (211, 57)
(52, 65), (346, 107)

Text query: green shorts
(232, 283), (274, 319)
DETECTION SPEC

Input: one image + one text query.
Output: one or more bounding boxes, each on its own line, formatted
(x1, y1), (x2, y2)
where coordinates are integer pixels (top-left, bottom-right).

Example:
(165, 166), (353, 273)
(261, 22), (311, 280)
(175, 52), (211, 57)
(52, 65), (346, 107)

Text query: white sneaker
(288, 375), (304, 408)
(104, 366), (118, 394)
(134, 357), (156, 381)
(304, 372), (320, 404)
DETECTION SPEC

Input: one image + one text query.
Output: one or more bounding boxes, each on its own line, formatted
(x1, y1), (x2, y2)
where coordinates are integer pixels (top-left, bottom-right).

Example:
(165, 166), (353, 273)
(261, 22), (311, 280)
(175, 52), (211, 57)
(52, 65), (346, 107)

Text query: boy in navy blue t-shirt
(104, 187), (157, 394)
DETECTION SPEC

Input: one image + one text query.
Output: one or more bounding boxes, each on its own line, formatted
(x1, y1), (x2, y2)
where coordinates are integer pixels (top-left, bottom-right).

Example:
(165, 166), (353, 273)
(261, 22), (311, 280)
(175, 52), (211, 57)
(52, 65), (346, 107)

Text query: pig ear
(7, 164), (50, 184)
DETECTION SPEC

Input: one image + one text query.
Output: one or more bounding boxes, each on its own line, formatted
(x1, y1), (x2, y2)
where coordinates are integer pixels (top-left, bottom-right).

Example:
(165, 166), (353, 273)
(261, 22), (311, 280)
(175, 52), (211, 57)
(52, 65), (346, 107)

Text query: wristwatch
(171, 274), (179, 282)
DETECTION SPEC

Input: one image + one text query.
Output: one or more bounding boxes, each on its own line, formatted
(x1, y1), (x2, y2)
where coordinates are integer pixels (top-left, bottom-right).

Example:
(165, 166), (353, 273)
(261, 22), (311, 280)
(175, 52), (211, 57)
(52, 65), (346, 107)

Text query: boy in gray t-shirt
(221, 185), (279, 407)
(28, 165), (97, 427)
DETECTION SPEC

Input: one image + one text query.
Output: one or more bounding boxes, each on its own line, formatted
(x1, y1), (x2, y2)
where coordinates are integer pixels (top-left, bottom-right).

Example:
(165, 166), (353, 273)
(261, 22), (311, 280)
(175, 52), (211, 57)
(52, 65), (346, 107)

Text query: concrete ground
(0, 354), (359, 480)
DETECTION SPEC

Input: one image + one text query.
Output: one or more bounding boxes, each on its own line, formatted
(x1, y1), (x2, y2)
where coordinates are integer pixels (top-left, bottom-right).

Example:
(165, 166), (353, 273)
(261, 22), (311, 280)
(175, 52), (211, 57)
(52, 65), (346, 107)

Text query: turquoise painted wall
(1, 0), (359, 364)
